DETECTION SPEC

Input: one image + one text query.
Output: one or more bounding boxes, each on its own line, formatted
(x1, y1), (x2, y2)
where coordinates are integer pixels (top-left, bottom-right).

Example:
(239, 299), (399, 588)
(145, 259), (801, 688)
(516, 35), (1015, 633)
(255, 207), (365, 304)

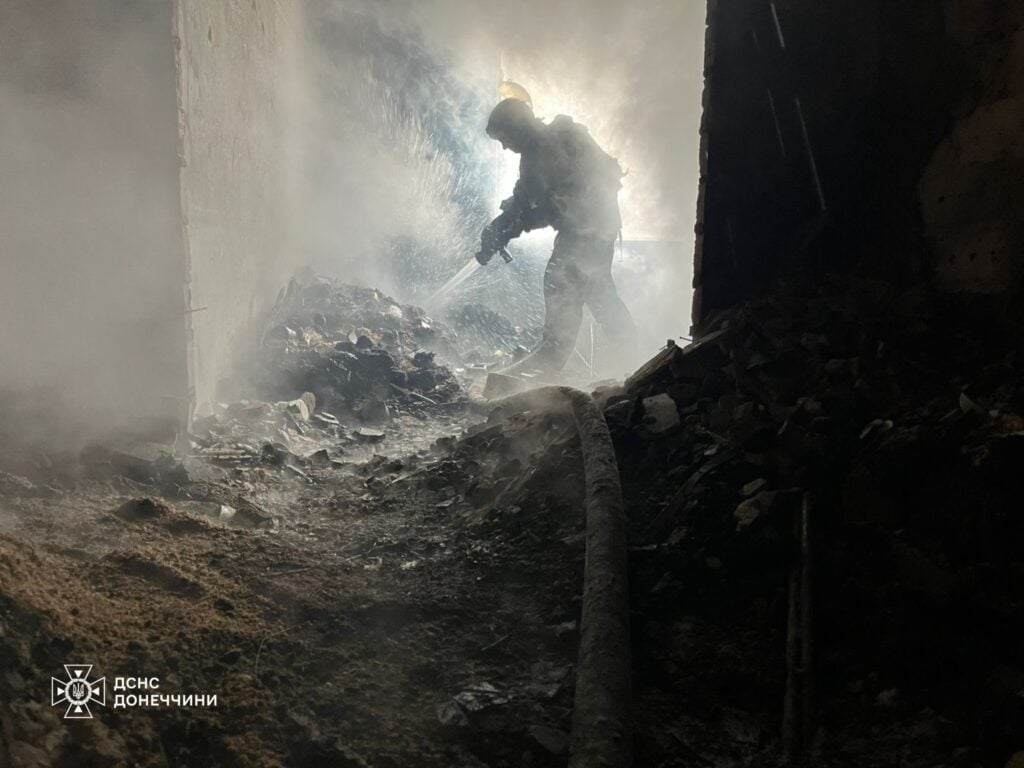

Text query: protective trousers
(510, 231), (637, 375)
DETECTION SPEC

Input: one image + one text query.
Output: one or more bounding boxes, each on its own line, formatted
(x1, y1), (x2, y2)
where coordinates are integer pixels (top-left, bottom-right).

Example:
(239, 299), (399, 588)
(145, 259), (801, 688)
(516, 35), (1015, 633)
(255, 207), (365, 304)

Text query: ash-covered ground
(0, 272), (589, 767)
(1, 271), (1023, 767)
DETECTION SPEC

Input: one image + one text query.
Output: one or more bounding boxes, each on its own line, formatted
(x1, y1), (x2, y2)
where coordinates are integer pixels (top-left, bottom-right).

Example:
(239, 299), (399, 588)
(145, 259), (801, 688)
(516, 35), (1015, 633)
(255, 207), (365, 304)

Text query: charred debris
(0, 269), (1023, 766)
(193, 272), (539, 472)
(617, 275), (1024, 767)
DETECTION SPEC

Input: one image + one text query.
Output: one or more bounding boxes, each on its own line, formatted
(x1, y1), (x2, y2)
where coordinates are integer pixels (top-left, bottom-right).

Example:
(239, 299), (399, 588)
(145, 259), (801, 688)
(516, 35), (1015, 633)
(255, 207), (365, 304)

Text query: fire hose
(470, 386), (631, 767)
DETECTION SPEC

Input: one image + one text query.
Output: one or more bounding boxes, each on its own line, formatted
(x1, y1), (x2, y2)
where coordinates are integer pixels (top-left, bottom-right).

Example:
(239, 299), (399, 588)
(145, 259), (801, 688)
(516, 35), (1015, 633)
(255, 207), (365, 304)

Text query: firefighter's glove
(479, 222), (508, 258)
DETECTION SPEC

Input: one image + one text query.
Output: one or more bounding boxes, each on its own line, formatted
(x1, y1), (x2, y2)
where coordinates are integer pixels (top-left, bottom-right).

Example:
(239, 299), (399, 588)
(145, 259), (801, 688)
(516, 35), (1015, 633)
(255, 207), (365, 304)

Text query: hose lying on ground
(470, 386), (632, 768)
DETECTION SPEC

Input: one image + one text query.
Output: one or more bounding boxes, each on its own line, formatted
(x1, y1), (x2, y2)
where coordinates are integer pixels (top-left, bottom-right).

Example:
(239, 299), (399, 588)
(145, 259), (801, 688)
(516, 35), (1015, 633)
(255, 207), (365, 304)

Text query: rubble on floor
(0, 376), (588, 767)
(610, 274), (1024, 767)
(180, 273), (496, 473)
(2, 266), (1023, 766)
(249, 271), (540, 401)
(250, 273), (466, 414)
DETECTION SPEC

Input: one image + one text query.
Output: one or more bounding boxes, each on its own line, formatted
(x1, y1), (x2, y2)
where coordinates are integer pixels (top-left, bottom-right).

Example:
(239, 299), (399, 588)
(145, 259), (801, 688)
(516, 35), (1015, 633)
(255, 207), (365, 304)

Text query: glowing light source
(498, 80), (532, 106)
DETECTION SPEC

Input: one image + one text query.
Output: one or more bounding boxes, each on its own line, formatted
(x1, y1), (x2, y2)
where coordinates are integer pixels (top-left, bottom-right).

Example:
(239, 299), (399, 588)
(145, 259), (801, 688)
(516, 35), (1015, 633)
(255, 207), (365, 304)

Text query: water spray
(424, 245), (513, 310)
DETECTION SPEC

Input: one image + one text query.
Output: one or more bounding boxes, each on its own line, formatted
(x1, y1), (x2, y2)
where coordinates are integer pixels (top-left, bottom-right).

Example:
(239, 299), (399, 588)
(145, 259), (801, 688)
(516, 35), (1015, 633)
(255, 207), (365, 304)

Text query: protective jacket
(491, 116), (623, 244)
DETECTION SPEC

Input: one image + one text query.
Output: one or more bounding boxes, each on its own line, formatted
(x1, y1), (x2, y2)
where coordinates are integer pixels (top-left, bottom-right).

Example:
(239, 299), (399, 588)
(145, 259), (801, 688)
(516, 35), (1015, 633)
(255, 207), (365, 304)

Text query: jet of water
(424, 258), (481, 310)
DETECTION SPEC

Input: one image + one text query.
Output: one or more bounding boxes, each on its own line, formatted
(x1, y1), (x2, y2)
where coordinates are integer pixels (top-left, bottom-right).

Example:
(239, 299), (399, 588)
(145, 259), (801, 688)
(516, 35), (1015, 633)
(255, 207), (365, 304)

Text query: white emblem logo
(51, 664), (106, 719)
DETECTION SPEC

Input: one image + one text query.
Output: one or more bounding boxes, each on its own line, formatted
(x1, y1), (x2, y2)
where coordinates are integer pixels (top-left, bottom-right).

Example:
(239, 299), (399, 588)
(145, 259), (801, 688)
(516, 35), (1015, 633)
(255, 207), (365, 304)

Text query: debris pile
(252, 273), (466, 416)
(184, 398), (335, 490)
(181, 273), (491, 467)
(607, 275), (1024, 766)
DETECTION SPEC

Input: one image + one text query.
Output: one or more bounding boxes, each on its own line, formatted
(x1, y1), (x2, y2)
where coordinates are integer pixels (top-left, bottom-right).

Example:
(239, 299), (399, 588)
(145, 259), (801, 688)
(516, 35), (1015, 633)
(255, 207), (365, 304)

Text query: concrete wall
(0, 0), (308, 443)
(695, 0), (1024, 324)
(175, 0), (306, 407)
(0, 0), (188, 443)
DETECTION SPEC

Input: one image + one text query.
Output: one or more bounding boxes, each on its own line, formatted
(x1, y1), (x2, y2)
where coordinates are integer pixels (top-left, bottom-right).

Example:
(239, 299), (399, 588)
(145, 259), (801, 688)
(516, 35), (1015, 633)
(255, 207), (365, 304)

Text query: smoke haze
(0, 2), (186, 447)
(305, 0), (706, 369)
(0, 0), (706, 449)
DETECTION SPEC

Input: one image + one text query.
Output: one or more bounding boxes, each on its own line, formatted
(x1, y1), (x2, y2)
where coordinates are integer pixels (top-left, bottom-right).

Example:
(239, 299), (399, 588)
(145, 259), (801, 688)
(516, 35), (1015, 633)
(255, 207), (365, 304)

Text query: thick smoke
(0, 2), (186, 449)
(0, 0), (706, 453)
(304, 0), (706, 373)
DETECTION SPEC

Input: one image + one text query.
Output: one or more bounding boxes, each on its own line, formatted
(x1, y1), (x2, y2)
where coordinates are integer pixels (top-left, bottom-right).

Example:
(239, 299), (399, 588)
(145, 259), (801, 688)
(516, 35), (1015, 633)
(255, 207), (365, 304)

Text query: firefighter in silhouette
(478, 98), (637, 376)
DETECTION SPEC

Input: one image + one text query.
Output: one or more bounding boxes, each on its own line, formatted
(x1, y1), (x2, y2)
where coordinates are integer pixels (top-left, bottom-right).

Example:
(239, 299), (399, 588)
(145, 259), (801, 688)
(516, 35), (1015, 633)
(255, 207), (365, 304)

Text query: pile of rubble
(616, 274), (1024, 552)
(252, 273), (466, 412)
(181, 274), (487, 470)
(604, 274), (1024, 766)
(252, 272), (540, 398)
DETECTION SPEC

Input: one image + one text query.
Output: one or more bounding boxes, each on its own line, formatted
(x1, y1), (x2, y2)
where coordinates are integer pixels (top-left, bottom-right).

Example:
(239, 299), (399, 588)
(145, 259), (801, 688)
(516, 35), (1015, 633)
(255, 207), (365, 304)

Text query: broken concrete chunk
(308, 449), (332, 467)
(354, 428), (386, 442)
(453, 682), (509, 712)
(282, 393), (316, 422)
(312, 411), (340, 427)
(734, 490), (778, 531)
(640, 393), (681, 436)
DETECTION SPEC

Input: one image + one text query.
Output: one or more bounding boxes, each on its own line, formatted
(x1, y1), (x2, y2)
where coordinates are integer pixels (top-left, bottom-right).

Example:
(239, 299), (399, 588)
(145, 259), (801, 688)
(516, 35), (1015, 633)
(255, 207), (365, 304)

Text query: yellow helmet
(498, 80), (532, 107)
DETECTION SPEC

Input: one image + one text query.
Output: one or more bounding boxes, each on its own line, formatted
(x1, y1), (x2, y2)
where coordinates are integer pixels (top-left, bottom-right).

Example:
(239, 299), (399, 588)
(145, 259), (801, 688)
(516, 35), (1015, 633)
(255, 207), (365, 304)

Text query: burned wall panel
(175, 0), (306, 407)
(696, 0), (1020, 323)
